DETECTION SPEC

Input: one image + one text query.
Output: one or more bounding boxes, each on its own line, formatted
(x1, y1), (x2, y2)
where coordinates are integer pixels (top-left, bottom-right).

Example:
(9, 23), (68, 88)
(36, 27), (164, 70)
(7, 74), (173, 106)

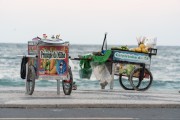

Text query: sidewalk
(0, 89), (180, 108)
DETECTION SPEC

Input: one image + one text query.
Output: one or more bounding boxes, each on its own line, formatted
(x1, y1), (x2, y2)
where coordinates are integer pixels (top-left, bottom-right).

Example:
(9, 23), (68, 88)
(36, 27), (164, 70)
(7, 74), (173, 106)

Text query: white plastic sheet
(90, 62), (112, 84)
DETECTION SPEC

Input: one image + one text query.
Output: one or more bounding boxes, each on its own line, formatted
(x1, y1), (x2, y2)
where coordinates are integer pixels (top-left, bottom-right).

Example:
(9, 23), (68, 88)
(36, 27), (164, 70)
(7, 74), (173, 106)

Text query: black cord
(20, 57), (28, 79)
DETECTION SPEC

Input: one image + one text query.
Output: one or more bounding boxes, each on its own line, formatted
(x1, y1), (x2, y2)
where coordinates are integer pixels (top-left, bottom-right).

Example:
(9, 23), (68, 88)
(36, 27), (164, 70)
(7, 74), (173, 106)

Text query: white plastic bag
(90, 62), (112, 84)
(144, 37), (157, 48)
(136, 36), (157, 48)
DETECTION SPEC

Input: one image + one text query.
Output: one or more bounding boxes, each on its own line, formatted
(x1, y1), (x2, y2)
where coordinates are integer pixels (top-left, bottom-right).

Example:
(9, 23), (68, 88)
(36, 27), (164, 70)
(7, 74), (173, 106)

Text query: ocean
(0, 43), (179, 92)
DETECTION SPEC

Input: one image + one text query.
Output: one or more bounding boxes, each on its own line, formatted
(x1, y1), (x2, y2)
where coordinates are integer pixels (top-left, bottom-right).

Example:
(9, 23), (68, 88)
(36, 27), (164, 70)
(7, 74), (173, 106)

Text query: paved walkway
(0, 89), (180, 108)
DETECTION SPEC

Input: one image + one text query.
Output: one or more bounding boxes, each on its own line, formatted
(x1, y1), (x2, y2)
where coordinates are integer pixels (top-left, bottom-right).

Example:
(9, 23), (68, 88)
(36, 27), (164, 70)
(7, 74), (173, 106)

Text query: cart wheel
(119, 74), (140, 90)
(62, 66), (73, 95)
(26, 65), (36, 95)
(129, 67), (153, 91)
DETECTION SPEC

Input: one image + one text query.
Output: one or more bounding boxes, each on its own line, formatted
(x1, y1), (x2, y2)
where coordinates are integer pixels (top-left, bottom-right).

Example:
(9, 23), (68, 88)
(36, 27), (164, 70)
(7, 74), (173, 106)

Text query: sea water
(0, 43), (179, 92)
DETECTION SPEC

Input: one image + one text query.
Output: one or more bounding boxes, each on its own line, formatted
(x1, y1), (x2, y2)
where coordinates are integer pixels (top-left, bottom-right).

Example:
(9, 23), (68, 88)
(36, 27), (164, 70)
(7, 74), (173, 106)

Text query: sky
(0, 0), (180, 46)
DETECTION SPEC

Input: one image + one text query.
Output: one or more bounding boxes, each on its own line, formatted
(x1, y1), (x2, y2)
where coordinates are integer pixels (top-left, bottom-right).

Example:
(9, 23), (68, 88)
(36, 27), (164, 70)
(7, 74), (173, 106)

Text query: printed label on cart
(28, 45), (38, 55)
(38, 46), (69, 77)
(113, 50), (150, 64)
(40, 50), (66, 59)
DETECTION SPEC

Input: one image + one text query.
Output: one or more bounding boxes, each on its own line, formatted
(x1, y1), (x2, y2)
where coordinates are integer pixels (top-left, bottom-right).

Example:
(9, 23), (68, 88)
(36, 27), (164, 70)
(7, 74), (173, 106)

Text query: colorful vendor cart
(111, 47), (157, 91)
(19, 36), (73, 95)
(72, 33), (157, 91)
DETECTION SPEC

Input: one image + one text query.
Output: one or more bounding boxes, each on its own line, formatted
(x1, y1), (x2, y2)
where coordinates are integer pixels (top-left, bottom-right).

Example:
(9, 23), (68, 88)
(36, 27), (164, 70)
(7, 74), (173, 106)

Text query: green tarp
(79, 50), (112, 79)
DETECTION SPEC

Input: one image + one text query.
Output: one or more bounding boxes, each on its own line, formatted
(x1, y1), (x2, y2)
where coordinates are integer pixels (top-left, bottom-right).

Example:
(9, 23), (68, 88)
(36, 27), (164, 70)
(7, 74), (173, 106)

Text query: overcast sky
(0, 0), (180, 45)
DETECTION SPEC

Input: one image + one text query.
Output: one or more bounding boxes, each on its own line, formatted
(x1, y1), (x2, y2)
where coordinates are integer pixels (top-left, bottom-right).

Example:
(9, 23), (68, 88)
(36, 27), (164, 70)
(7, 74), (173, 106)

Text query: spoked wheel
(119, 74), (141, 90)
(26, 65), (36, 95)
(129, 67), (153, 91)
(62, 66), (73, 95)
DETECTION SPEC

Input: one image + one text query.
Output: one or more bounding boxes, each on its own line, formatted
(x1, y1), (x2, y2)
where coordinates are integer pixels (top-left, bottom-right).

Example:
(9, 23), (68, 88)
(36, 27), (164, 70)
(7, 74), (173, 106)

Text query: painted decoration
(38, 45), (69, 77)
(113, 50), (150, 65)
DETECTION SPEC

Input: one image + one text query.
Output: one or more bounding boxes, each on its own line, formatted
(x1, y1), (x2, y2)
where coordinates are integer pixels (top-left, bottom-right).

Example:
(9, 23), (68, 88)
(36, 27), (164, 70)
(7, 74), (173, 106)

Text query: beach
(0, 44), (180, 92)
(0, 43), (180, 109)
(1, 0), (180, 118)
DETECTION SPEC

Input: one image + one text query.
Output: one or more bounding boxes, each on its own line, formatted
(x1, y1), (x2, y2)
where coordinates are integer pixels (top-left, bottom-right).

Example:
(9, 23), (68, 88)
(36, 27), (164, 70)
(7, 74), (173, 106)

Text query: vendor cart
(72, 33), (157, 91)
(19, 38), (73, 95)
(111, 47), (157, 91)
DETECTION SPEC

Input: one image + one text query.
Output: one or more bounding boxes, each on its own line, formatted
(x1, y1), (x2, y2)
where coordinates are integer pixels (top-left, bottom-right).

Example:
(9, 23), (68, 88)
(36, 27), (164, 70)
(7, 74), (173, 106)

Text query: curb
(0, 104), (180, 108)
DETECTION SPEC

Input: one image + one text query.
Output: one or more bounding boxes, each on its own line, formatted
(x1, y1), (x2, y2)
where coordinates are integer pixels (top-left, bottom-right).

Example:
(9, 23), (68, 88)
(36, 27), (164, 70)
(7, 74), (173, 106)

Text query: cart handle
(70, 57), (92, 61)
(101, 32), (108, 52)
(17, 55), (37, 58)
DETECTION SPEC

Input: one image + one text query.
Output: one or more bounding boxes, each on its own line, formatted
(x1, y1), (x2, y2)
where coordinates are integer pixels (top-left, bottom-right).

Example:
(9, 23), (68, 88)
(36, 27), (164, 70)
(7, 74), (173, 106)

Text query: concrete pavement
(0, 89), (180, 108)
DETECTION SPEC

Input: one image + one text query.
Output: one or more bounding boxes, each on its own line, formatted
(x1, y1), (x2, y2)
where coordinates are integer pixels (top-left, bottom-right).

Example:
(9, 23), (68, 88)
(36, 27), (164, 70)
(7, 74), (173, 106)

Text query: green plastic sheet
(79, 50), (112, 79)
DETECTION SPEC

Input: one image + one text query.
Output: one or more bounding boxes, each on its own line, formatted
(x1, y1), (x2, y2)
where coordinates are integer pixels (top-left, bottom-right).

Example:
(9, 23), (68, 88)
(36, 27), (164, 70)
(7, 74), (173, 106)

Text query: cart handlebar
(17, 55), (37, 58)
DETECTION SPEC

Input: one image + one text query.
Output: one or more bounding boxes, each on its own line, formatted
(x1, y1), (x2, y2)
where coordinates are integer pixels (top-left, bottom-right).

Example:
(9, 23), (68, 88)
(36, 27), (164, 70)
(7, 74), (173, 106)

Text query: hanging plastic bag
(91, 62), (112, 85)
(144, 37), (157, 48)
(79, 54), (92, 79)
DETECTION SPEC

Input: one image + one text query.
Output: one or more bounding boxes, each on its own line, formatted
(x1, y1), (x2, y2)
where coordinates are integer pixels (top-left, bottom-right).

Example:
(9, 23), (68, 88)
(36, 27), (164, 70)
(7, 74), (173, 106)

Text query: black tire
(26, 65), (36, 95)
(119, 74), (141, 90)
(62, 66), (73, 95)
(129, 67), (153, 91)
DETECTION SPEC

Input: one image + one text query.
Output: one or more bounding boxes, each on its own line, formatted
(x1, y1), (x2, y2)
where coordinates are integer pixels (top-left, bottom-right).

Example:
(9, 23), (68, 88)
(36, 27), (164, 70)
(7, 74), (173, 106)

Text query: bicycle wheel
(119, 74), (141, 90)
(129, 67), (153, 91)
(26, 65), (36, 95)
(62, 66), (73, 95)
